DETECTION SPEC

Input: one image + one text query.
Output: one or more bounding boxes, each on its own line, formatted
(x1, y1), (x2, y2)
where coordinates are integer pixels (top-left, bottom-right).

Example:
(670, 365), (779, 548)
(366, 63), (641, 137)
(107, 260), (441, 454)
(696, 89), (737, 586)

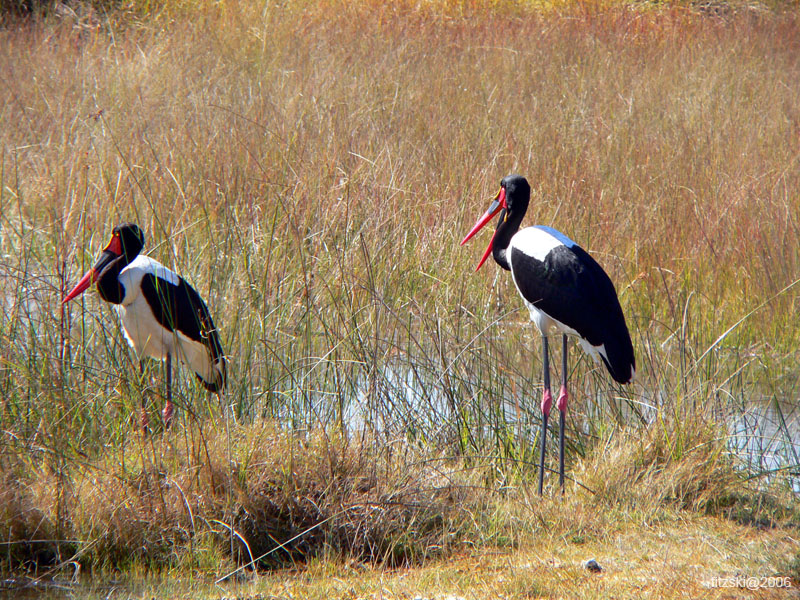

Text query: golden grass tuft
(3, 416), (795, 577)
(0, 453), (64, 570)
(1, 423), (486, 573)
(580, 416), (740, 512)
(578, 413), (800, 532)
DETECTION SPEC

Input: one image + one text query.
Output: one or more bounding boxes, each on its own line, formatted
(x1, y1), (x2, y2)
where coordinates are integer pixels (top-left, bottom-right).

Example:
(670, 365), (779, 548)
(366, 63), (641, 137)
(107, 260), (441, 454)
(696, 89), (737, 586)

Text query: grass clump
(581, 416), (738, 513)
(1, 423), (484, 574)
(1, 415), (794, 578)
(0, 453), (69, 571)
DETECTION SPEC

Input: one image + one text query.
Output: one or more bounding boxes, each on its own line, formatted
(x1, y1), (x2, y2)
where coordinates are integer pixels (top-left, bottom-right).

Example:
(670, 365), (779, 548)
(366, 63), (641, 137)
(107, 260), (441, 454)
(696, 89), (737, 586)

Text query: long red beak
(62, 234), (123, 304)
(460, 188), (506, 271)
(62, 269), (98, 303)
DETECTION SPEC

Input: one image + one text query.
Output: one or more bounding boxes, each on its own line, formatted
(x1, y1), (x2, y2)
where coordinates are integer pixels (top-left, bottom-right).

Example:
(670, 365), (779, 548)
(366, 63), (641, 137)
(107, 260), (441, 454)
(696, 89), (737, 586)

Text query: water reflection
(340, 365), (800, 494)
(729, 401), (800, 493)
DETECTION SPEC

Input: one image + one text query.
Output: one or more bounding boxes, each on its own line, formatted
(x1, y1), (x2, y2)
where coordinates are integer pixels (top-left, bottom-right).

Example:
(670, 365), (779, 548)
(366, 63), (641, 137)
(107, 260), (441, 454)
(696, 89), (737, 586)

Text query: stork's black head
(62, 223), (146, 304)
(499, 174), (531, 217)
(461, 174), (532, 271)
(112, 223), (146, 261)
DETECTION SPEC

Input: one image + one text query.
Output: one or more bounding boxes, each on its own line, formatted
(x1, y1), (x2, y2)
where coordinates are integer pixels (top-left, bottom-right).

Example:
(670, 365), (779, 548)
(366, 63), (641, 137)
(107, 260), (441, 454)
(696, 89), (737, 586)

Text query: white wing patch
(533, 225), (577, 248)
(117, 255), (180, 306)
(509, 226), (577, 262)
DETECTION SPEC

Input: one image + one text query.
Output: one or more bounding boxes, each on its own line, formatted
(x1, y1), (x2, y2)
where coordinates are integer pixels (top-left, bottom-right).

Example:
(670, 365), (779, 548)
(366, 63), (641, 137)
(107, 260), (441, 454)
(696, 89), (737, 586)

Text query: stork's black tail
(198, 324), (226, 393)
(600, 323), (636, 384)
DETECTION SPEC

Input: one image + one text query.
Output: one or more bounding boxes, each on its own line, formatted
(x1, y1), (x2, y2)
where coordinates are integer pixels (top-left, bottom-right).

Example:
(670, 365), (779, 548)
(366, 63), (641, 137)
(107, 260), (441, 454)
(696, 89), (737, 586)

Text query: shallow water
(343, 365), (800, 494)
(729, 401), (800, 493)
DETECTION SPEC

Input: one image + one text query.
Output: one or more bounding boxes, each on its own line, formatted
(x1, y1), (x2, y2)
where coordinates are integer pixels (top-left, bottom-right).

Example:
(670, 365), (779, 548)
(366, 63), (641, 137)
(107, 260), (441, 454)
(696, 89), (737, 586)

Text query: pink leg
(558, 335), (568, 490)
(162, 353), (174, 429)
(556, 384), (568, 413)
(541, 387), (553, 416)
(538, 336), (551, 496)
(162, 402), (174, 429)
(139, 361), (149, 435)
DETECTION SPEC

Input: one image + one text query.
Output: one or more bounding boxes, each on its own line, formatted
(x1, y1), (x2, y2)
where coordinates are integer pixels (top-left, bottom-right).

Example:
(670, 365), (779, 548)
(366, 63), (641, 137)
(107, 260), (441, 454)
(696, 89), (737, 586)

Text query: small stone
(584, 558), (602, 573)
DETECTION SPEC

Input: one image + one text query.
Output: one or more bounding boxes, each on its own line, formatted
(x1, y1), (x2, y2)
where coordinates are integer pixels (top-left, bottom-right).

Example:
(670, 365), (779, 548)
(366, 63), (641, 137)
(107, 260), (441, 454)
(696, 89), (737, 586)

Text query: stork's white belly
(115, 297), (173, 360)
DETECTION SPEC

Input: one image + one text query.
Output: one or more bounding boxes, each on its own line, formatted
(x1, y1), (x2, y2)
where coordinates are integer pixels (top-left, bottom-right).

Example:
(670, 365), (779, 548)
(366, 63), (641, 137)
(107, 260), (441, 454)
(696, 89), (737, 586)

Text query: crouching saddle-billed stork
(461, 174), (635, 494)
(63, 223), (226, 430)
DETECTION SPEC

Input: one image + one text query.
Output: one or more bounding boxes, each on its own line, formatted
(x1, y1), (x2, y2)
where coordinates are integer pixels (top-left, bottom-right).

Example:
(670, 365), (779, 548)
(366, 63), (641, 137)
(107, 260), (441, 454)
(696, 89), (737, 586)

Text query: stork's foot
(162, 401), (174, 430)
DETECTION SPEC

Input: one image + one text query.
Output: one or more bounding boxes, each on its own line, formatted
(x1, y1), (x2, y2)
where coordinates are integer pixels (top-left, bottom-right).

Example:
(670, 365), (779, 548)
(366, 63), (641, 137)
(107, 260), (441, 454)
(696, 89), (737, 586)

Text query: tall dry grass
(0, 0), (798, 574)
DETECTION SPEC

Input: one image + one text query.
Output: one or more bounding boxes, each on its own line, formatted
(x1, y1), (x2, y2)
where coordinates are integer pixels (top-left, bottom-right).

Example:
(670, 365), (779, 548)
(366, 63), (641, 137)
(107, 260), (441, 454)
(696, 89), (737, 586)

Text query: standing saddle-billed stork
(461, 174), (635, 494)
(63, 223), (226, 430)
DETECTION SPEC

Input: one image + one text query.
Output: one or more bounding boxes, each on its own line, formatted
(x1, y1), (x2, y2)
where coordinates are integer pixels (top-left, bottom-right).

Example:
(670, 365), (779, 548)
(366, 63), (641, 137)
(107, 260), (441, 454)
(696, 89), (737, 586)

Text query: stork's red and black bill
(63, 233), (123, 303)
(460, 187), (506, 271)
